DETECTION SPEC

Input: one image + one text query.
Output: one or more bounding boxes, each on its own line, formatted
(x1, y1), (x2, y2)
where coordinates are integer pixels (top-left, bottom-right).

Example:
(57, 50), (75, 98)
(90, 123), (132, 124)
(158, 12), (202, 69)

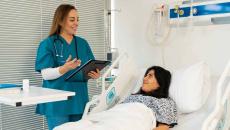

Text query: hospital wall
(113, 0), (230, 76)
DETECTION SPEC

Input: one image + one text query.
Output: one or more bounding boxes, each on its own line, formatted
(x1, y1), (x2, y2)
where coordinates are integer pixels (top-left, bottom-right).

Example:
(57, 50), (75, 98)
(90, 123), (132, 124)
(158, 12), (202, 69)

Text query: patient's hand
(153, 124), (169, 130)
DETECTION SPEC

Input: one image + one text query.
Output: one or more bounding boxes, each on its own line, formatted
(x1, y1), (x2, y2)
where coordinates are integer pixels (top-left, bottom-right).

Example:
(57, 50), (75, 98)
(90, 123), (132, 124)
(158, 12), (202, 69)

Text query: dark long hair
(49, 4), (76, 36)
(139, 66), (171, 98)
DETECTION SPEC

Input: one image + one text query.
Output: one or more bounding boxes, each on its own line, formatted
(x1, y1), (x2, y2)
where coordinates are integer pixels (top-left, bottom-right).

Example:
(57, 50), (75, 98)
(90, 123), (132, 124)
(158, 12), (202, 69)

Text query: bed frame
(202, 60), (230, 130)
(83, 53), (140, 118)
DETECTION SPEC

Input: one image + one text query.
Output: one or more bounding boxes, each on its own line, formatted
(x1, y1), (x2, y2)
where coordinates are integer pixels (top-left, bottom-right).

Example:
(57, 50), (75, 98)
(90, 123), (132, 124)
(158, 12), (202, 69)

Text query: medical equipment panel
(169, 0), (230, 26)
(170, 1), (230, 18)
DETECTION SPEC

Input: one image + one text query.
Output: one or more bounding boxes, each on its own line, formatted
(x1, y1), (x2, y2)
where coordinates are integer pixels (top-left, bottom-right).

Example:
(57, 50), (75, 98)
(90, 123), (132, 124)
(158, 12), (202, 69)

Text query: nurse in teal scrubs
(35, 4), (100, 130)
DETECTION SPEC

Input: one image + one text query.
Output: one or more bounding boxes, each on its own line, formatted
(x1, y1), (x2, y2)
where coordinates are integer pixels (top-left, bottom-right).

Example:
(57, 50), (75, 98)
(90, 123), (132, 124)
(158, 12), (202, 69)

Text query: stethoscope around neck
(53, 35), (78, 59)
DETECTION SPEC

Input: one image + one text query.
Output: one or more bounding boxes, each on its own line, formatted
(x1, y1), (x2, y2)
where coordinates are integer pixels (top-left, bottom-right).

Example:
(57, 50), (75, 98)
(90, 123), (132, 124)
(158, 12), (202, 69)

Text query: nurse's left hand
(88, 69), (100, 79)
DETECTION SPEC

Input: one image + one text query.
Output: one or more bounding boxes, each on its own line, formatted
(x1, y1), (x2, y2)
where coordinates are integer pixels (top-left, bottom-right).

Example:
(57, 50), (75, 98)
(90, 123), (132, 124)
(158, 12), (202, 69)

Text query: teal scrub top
(35, 34), (95, 116)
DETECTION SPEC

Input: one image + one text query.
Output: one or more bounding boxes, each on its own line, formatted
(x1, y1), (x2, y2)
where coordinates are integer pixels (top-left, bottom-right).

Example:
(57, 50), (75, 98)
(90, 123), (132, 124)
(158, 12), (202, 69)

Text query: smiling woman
(123, 66), (177, 130)
(35, 4), (101, 130)
(0, 0), (107, 129)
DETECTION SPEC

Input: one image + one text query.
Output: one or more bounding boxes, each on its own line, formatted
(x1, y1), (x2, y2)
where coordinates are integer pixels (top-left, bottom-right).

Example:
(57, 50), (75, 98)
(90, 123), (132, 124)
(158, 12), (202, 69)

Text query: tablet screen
(65, 60), (111, 81)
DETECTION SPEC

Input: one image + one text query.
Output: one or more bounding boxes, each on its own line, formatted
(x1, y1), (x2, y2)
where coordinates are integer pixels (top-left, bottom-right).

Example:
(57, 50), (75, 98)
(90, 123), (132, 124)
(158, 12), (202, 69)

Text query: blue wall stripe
(170, 2), (230, 18)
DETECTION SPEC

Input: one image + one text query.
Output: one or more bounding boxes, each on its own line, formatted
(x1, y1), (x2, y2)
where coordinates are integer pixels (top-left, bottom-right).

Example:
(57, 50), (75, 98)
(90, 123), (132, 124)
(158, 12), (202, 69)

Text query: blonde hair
(49, 4), (76, 36)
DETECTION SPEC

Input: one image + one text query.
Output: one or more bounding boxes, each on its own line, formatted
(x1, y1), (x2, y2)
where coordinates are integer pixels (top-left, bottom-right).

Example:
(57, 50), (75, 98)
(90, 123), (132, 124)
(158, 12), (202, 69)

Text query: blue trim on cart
(0, 84), (22, 89)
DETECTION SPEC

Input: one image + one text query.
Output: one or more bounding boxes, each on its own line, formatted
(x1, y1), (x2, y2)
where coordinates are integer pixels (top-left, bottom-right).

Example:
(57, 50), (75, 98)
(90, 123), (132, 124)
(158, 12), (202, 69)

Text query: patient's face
(141, 70), (159, 93)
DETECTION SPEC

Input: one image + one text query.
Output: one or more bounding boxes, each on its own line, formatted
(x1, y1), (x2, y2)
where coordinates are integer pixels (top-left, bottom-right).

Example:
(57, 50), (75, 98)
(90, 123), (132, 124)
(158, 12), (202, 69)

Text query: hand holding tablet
(65, 60), (111, 81)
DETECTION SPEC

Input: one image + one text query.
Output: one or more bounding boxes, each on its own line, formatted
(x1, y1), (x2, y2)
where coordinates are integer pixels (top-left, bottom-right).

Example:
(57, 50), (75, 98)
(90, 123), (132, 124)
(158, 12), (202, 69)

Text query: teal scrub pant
(46, 114), (82, 130)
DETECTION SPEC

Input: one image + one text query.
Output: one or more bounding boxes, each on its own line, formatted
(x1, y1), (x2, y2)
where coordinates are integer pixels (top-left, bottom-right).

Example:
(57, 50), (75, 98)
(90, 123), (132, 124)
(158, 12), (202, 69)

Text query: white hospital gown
(122, 94), (177, 128)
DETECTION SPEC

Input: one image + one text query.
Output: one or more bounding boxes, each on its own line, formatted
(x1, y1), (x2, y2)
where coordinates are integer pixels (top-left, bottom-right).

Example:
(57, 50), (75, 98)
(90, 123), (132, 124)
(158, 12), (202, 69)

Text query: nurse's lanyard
(53, 35), (79, 59)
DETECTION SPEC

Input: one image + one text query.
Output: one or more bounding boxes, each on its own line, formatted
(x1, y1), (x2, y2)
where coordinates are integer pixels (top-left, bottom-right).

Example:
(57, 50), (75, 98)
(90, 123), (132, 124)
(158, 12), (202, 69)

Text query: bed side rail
(82, 53), (139, 118)
(202, 60), (230, 130)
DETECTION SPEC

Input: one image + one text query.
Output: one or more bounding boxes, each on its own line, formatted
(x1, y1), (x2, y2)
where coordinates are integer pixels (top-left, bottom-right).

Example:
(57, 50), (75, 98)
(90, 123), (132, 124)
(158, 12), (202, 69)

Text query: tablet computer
(65, 59), (111, 81)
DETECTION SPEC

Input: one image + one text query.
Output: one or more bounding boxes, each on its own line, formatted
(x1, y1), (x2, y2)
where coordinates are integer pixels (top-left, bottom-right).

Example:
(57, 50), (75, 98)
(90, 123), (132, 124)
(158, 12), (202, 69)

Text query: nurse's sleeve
(35, 40), (55, 72)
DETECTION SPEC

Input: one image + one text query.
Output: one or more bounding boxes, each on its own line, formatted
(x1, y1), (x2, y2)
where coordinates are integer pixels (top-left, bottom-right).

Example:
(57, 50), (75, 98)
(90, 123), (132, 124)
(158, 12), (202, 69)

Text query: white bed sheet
(54, 103), (156, 130)
(172, 106), (213, 130)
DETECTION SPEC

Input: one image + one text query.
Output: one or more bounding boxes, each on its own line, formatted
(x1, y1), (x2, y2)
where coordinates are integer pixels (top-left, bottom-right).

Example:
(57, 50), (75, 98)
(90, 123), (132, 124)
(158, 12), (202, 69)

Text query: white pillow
(169, 61), (211, 114)
(131, 68), (146, 94)
(131, 62), (211, 114)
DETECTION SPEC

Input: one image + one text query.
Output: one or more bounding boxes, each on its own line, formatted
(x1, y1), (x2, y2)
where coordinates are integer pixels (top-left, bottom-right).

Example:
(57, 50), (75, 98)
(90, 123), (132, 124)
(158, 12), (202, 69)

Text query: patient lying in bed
(122, 66), (177, 130)
(54, 66), (177, 130)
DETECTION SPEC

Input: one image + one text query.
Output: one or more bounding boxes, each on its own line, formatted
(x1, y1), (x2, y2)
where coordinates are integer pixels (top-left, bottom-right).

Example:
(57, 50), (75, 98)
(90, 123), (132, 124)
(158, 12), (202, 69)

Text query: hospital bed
(54, 53), (230, 130)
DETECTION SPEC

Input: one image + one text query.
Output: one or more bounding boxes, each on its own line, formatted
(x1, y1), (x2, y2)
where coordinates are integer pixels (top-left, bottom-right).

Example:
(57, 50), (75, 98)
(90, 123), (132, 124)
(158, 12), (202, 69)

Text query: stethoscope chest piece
(53, 35), (78, 59)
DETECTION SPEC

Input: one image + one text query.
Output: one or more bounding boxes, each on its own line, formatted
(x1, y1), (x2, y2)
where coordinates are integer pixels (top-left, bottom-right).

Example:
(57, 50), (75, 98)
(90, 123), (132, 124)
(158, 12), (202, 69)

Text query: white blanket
(54, 103), (156, 130)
